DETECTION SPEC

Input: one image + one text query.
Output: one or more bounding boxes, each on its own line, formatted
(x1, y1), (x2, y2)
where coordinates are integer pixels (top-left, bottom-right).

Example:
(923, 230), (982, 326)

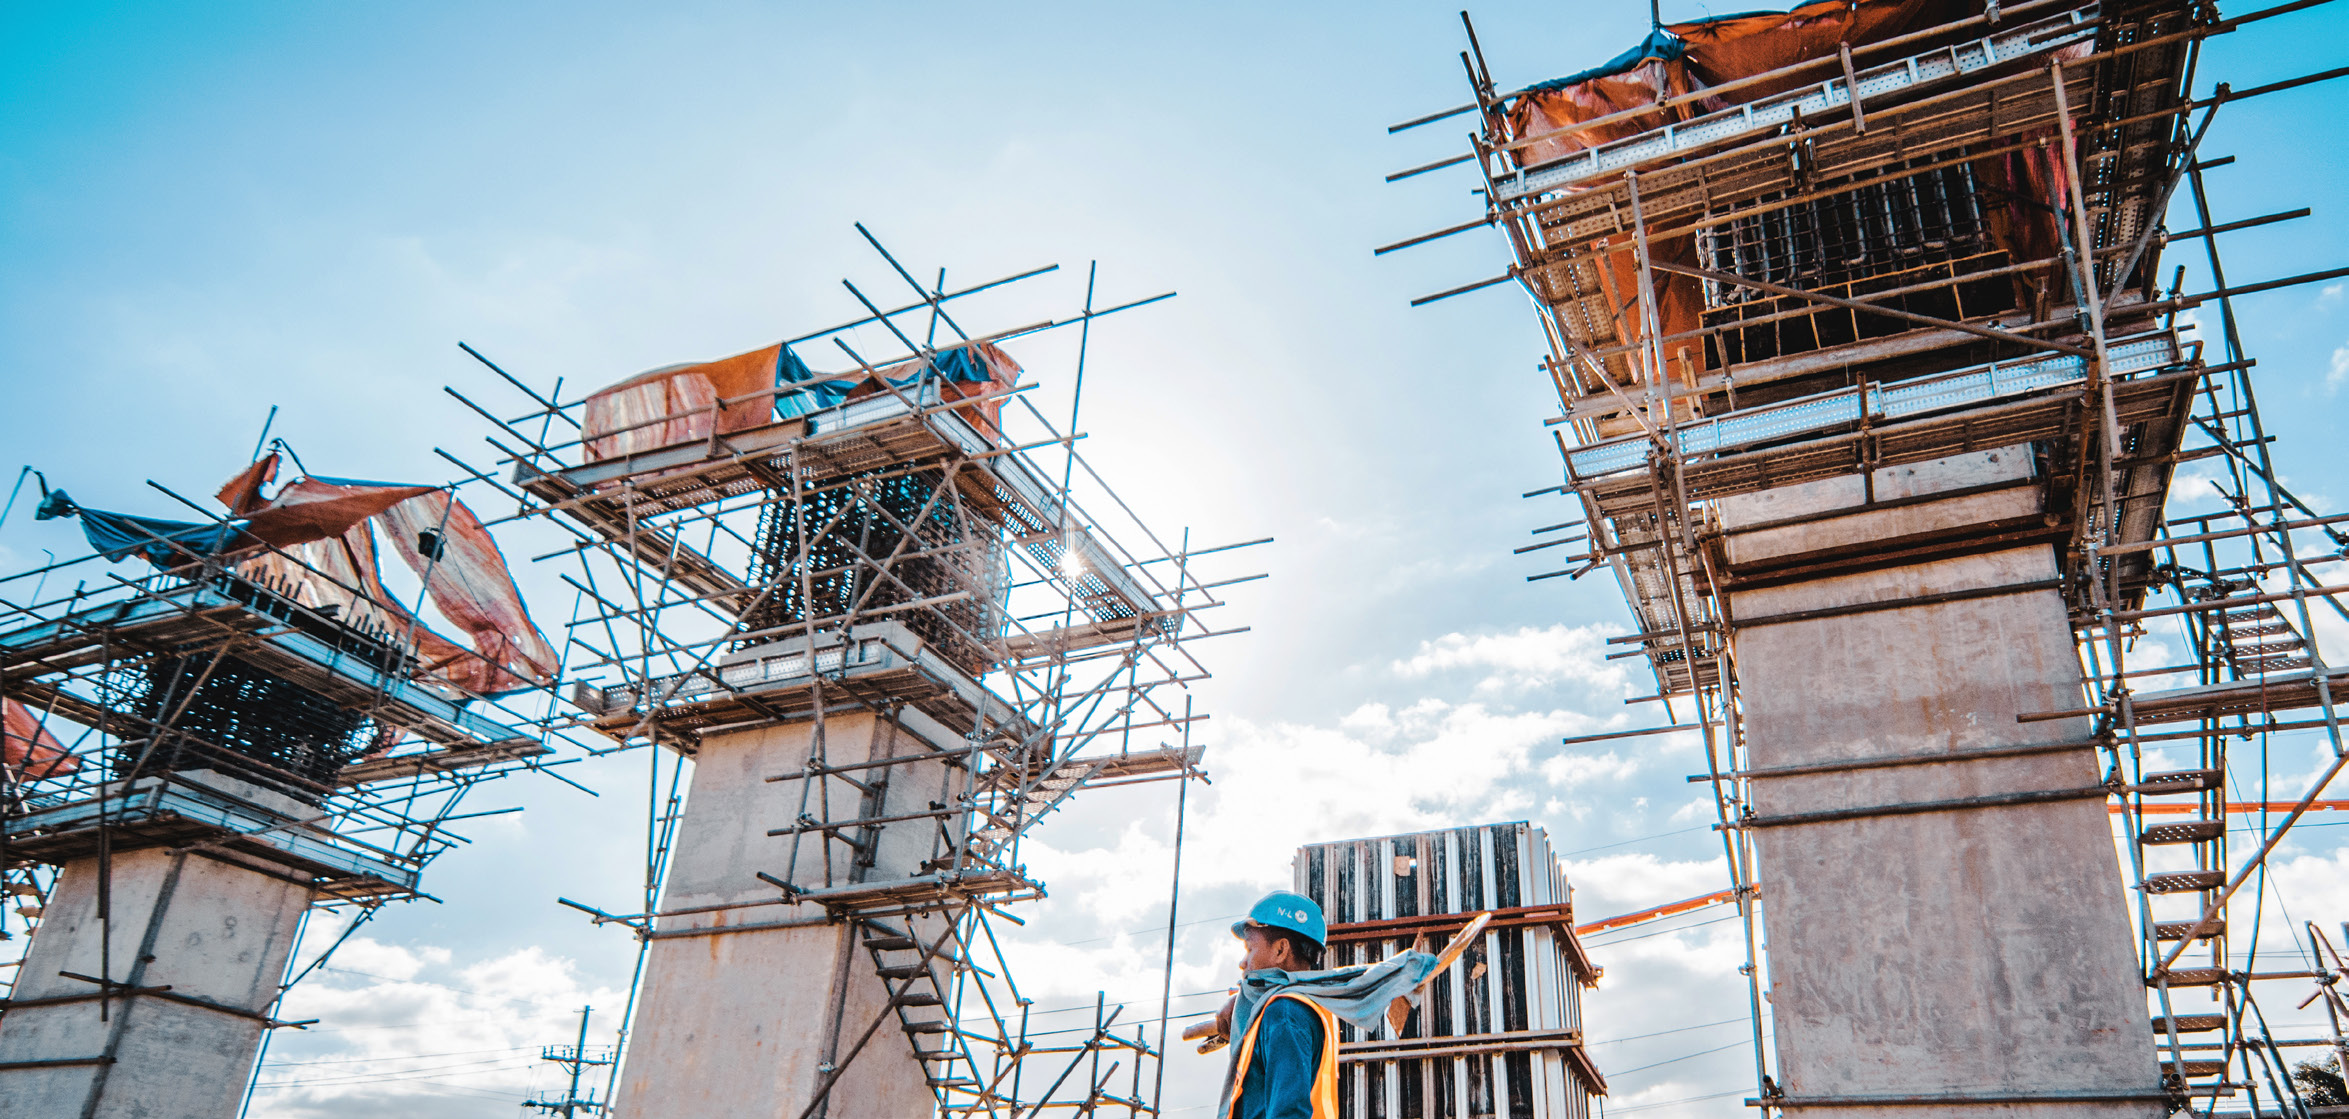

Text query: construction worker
(1218, 891), (1338, 1119)
(1200, 891), (1454, 1119)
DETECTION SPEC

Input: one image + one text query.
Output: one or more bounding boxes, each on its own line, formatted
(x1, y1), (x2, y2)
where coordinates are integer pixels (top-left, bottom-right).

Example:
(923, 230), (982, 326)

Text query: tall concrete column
(612, 707), (964, 1119)
(1720, 451), (2160, 1115)
(0, 841), (313, 1117)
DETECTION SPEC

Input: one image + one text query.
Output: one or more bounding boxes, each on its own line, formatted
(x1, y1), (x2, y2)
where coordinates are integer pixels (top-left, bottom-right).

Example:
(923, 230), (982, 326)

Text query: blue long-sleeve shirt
(1235, 997), (1326, 1119)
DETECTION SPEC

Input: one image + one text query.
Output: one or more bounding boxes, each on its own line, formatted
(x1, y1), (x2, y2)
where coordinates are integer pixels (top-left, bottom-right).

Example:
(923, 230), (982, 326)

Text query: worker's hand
(1180, 992), (1237, 1054)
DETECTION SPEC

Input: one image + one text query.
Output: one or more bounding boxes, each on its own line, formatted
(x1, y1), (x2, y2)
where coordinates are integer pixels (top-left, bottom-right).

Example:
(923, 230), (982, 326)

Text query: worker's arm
(1249, 999), (1326, 1119)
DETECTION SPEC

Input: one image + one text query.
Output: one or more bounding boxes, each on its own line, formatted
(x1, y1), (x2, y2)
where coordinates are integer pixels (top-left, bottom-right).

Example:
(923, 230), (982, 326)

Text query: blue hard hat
(1230, 891), (1327, 947)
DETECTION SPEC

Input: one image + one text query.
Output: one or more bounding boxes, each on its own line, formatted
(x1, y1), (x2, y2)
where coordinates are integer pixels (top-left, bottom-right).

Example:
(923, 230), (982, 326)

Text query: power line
(1557, 825), (1713, 858)
(1605, 1038), (1752, 1079)
(261, 1045), (533, 1068)
(1584, 911), (1739, 947)
(1586, 1016), (1746, 1047)
(1606, 1087), (1753, 1113)
(254, 1056), (538, 1089)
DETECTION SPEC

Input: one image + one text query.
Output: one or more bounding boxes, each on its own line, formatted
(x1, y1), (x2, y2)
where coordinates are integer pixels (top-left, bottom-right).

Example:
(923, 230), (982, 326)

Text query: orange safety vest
(1224, 991), (1340, 1119)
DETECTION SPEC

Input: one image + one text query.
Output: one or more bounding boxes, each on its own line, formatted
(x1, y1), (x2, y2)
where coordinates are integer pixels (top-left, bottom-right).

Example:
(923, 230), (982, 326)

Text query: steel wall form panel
(1298, 823), (1599, 1119)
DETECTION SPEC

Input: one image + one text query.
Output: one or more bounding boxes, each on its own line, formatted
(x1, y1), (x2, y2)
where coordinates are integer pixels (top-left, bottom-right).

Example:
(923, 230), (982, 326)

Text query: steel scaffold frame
(1384, 1), (2349, 1114)
(472, 232), (1256, 1118)
(0, 452), (585, 1113)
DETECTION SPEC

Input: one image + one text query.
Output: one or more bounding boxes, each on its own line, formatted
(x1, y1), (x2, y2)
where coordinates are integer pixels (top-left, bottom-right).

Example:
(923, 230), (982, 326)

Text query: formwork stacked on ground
(1301, 823), (1604, 1119)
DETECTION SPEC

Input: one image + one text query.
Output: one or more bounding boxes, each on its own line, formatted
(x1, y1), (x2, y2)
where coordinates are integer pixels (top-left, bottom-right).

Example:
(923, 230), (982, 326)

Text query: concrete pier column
(0, 843), (313, 1118)
(611, 708), (965, 1119)
(1719, 451), (2160, 1116)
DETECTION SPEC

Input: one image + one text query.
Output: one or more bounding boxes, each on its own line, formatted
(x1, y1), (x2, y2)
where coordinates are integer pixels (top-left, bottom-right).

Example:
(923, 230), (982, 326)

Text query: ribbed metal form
(1298, 823), (1602, 1119)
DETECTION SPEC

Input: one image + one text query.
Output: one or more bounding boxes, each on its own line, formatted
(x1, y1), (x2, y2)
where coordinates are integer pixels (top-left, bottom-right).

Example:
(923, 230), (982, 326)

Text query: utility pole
(524, 1006), (611, 1117)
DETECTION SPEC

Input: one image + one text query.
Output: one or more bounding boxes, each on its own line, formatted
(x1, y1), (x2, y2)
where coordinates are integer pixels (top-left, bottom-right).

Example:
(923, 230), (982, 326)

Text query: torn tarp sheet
(215, 453), (280, 516)
(242, 475), (439, 548)
(37, 460), (431, 568)
(4, 696), (80, 779)
(379, 491), (560, 693)
(210, 462), (557, 697)
(37, 489), (251, 565)
(238, 522), (495, 704)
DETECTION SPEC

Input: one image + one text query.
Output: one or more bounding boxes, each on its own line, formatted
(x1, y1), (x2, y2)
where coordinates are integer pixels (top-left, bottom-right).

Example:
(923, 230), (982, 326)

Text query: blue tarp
(1519, 8), (1820, 93)
(773, 344), (847, 419)
(1525, 26), (1686, 91)
(932, 346), (997, 385)
(775, 343), (997, 419)
(36, 490), (250, 566)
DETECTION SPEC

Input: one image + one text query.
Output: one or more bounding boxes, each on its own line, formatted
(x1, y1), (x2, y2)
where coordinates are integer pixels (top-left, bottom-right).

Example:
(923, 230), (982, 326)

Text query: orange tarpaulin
(1510, 54), (1693, 169)
(243, 474), (439, 549)
(582, 338), (1023, 466)
(1503, 0), (2073, 386)
(217, 463), (558, 699)
(216, 454), (280, 516)
(379, 491), (560, 693)
(584, 344), (784, 463)
(1976, 130), (2073, 292)
(3, 696), (79, 779)
(329, 521), (481, 691)
(1506, 0), (1970, 165)
(217, 453), (439, 550)
(1675, 0), (1961, 102)
(236, 523), (492, 698)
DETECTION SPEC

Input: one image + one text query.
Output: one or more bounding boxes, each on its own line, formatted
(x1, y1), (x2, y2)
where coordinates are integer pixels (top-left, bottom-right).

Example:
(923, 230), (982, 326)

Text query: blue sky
(6, 2), (2349, 1116)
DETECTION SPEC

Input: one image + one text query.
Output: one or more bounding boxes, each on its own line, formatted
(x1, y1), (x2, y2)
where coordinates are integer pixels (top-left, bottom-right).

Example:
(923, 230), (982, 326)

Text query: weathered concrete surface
(1722, 452), (2160, 1117)
(0, 838), (313, 1118)
(612, 710), (963, 1119)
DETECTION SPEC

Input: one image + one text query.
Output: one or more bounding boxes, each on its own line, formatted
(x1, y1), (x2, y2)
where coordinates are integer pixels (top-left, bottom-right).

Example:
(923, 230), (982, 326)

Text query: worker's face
(1238, 925), (1296, 973)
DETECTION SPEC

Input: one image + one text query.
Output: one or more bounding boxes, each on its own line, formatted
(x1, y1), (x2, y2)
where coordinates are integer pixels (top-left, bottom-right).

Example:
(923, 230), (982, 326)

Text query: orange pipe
(1575, 888), (1736, 936)
(1570, 802), (2349, 938)
(2116, 801), (2349, 815)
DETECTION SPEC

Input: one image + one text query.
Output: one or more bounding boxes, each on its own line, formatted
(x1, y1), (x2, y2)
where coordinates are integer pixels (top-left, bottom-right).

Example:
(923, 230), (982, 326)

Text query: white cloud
(1567, 851), (1729, 913)
(1392, 623), (1637, 696)
(973, 624), (1722, 1114)
(247, 927), (627, 1119)
(1090, 695), (1622, 903)
(2329, 340), (2349, 392)
(1544, 749), (1642, 785)
(2270, 844), (2349, 921)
